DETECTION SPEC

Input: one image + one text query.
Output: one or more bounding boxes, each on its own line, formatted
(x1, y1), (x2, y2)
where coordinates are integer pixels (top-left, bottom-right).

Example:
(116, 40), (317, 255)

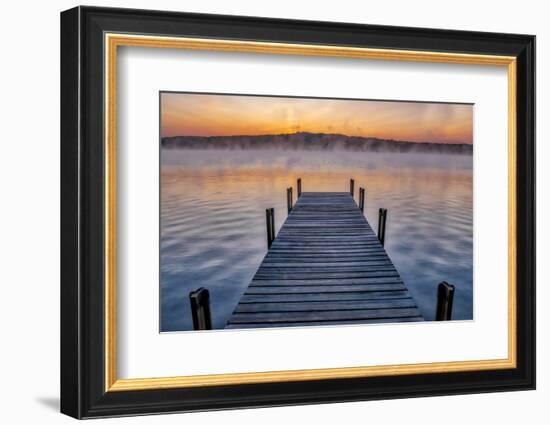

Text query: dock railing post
(435, 282), (455, 321)
(359, 188), (365, 212)
(266, 208), (275, 248)
(378, 208), (387, 245)
(290, 187), (293, 211)
(269, 208), (275, 242)
(287, 187), (293, 214)
(297, 178), (302, 197)
(270, 207), (275, 243)
(350, 179), (355, 197)
(189, 287), (212, 330)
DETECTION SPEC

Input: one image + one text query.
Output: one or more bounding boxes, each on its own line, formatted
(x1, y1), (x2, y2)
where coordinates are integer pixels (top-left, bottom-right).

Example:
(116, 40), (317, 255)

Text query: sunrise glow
(161, 93), (473, 144)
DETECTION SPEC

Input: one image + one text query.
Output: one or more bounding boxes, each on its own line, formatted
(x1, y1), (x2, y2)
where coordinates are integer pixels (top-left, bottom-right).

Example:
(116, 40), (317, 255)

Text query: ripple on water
(161, 150), (473, 330)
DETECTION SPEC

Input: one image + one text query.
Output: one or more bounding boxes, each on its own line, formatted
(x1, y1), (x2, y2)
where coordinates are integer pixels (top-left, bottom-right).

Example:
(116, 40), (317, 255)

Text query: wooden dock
(225, 191), (424, 329)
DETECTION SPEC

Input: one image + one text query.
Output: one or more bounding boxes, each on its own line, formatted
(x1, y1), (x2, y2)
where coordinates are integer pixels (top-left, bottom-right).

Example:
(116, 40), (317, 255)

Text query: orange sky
(161, 93), (473, 144)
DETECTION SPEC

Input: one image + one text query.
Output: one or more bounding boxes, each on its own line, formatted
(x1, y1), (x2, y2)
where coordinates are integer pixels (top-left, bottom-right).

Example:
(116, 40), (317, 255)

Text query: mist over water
(160, 149), (473, 332)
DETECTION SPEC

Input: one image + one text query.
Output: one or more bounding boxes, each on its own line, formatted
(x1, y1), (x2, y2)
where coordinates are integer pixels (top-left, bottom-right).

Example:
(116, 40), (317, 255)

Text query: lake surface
(160, 149), (473, 332)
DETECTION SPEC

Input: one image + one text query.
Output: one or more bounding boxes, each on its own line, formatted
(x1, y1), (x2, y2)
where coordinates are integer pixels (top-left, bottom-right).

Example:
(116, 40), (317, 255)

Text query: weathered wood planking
(225, 192), (423, 329)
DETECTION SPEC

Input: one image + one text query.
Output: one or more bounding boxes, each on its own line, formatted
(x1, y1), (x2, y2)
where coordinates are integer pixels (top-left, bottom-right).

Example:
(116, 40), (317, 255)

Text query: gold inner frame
(104, 33), (517, 392)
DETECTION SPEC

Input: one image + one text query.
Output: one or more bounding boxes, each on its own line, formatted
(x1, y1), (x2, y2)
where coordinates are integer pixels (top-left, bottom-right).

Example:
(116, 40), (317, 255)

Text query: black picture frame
(61, 5), (535, 419)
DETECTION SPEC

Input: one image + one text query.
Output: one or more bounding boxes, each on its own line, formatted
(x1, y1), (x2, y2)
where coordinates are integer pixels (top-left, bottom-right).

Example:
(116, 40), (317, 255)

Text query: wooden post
(350, 179), (355, 197)
(266, 208), (275, 248)
(287, 187), (293, 214)
(297, 178), (302, 197)
(436, 281), (455, 321)
(378, 208), (387, 245)
(270, 207), (275, 244)
(189, 287), (212, 330)
(359, 188), (365, 212)
(286, 187), (292, 214)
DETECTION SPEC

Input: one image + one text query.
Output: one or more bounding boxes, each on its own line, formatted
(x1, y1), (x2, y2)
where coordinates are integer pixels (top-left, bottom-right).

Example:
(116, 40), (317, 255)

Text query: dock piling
(297, 178), (302, 197)
(270, 208), (275, 243)
(189, 287), (212, 330)
(287, 187), (293, 214)
(435, 281), (455, 321)
(359, 188), (365, 212)
(266, 208), (275, 248)
(350, 179), (355, 197)
(378, 208), (387, 246)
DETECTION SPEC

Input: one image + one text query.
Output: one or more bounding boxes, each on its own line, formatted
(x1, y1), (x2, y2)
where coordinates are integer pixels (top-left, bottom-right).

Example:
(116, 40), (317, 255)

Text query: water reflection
(161, 149), (472, 331)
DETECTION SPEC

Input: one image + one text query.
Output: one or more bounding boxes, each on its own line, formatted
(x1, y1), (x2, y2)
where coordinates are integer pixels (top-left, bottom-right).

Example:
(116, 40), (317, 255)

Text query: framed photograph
(60, 6), (535, 419)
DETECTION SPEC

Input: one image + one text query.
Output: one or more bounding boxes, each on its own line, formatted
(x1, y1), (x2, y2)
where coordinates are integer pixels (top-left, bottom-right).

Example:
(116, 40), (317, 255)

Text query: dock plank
(239, 291), (412, 303)
(225, 191), (423, 329)
(225, 317), (422, 329)
(228, 308), (423, 324)
(234, 298), (418, 313)
(249, 276), (404, 286)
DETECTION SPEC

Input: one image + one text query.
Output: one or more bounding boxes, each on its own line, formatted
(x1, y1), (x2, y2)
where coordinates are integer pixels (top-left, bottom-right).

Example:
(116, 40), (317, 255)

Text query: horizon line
(161, 131), (473, 146)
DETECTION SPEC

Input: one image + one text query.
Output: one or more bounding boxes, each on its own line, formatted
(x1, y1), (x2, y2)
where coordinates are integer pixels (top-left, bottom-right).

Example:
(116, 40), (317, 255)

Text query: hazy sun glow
(161, 93), (473, 144)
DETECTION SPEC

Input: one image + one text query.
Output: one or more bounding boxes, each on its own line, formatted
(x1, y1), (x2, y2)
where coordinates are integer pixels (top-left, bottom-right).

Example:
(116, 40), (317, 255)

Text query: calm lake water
(160, 149), (473, 332)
